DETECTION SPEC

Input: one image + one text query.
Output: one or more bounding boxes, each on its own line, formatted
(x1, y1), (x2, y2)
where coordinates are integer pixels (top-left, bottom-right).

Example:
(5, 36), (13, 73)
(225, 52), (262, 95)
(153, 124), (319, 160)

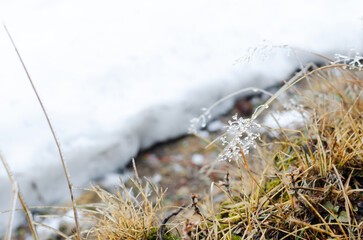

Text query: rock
(235, 99), (254, 117)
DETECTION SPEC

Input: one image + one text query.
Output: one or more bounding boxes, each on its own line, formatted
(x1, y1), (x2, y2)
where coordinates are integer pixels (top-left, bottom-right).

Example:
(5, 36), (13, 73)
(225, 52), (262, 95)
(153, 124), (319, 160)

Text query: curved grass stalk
(3, 25), (81, 239)
(5, 180), (18, 240)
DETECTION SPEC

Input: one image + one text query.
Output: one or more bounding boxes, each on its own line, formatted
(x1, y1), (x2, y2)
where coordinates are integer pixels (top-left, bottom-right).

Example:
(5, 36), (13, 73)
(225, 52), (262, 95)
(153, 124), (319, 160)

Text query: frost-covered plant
(218, 113), (260, 162)
(241, 40), (275, 63)
(333, 51), (363, 70)
(188, 107), (212, 134)
(189, 89), (271, 165)
(235, 40), (294, 64)
(188, 87), (272, 135)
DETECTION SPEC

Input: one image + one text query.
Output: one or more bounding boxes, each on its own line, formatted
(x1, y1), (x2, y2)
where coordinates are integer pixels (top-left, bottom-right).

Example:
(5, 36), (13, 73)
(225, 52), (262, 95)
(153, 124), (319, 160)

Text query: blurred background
(0, 0), (362, 233)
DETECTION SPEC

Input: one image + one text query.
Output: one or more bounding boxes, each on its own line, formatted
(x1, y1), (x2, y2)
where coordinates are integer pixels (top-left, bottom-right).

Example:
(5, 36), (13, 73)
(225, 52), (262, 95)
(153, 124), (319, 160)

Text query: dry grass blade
(3, 25), (81, 239)
(0, 153), (39, 239)
(5, 179), (18, 240)
(88, 160), (167, 239)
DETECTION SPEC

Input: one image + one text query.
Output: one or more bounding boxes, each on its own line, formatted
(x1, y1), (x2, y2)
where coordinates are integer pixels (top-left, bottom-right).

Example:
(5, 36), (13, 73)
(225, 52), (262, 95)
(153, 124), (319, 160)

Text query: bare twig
(158, 205), (186, 240)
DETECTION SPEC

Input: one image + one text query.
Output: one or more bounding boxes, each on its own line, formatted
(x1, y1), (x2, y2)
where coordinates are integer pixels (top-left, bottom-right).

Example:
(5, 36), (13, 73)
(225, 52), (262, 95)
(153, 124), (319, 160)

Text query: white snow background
(0, 0), (362, 233)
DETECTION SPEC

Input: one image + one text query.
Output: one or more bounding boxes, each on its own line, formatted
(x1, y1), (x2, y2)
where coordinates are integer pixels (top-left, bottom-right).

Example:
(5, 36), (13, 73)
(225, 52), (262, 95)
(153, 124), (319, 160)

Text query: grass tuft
(87, 160), (169, 240)
(85, 58), (362, 239)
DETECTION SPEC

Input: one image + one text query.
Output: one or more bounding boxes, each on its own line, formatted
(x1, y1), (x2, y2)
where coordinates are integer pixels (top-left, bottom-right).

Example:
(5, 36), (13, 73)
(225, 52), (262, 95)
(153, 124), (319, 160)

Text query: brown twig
(159, 205), (186, 240)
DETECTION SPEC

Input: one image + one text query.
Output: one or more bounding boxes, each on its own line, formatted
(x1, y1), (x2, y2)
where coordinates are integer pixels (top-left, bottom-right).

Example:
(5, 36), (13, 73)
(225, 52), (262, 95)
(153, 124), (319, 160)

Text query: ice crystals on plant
(188, 108), (212, 134)
(333, 51), (363, 70)
(218, 113), (260, 162)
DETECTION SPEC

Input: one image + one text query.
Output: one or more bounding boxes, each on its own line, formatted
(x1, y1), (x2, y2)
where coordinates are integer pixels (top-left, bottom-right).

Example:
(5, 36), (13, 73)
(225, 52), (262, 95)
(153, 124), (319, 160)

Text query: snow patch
(263, 110), (309, 131)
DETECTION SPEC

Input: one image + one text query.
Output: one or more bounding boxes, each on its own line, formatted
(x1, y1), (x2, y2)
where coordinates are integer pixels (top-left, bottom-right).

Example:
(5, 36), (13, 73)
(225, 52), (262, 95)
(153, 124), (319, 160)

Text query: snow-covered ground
(0, 0), (362, 233)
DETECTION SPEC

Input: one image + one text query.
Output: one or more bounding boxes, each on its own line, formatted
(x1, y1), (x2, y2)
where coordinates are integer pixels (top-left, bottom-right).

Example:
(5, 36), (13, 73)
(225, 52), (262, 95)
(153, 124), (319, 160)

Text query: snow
(0, 0), (362, 233)
(262, 110), (309, 134)
(32, 210), (77, 240)
(97, 172), (130, 189)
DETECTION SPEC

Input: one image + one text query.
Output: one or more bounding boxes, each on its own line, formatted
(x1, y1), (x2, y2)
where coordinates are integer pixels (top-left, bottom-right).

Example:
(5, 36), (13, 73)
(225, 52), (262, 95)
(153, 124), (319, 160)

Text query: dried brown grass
(85, 62), (362, 240)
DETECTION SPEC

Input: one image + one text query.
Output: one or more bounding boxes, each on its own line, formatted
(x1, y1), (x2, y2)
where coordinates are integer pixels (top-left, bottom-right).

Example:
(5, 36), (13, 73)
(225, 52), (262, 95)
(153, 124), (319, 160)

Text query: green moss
(259, 178), (281, 198)
(231, 236), (242, 240)
(266, 178), (282, 191)
(281, 192), (290, 202)
(217, 196), (243, 220)
(147, 228), (157, 239)
(220, 223), (229, 230)
(260, 178), (291, 203)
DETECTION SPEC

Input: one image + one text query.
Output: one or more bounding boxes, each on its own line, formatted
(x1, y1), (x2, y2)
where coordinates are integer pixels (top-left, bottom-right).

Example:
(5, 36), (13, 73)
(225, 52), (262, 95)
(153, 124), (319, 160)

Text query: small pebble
(152, 174), (162, 183)
(192, 154), (204, 165)
(145, 154), (159, 164)
(173, 163), (184, 173)
(235, 99), (254, 117)
(178, 186), (191, 196)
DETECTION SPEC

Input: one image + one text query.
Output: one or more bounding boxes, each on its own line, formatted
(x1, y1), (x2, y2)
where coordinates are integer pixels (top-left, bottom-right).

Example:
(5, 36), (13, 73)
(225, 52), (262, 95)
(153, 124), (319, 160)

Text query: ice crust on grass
(0, 0), (363, 232)
(333, 52), (363, 70)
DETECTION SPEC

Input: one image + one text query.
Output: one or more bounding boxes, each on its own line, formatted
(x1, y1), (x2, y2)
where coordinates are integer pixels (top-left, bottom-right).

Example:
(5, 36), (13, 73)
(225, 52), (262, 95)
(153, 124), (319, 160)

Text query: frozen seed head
(333, 51), (363, 70)
(218, 113), (260, 162)
(235, 41), (292, 64)
(239, 40), (274, 63)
